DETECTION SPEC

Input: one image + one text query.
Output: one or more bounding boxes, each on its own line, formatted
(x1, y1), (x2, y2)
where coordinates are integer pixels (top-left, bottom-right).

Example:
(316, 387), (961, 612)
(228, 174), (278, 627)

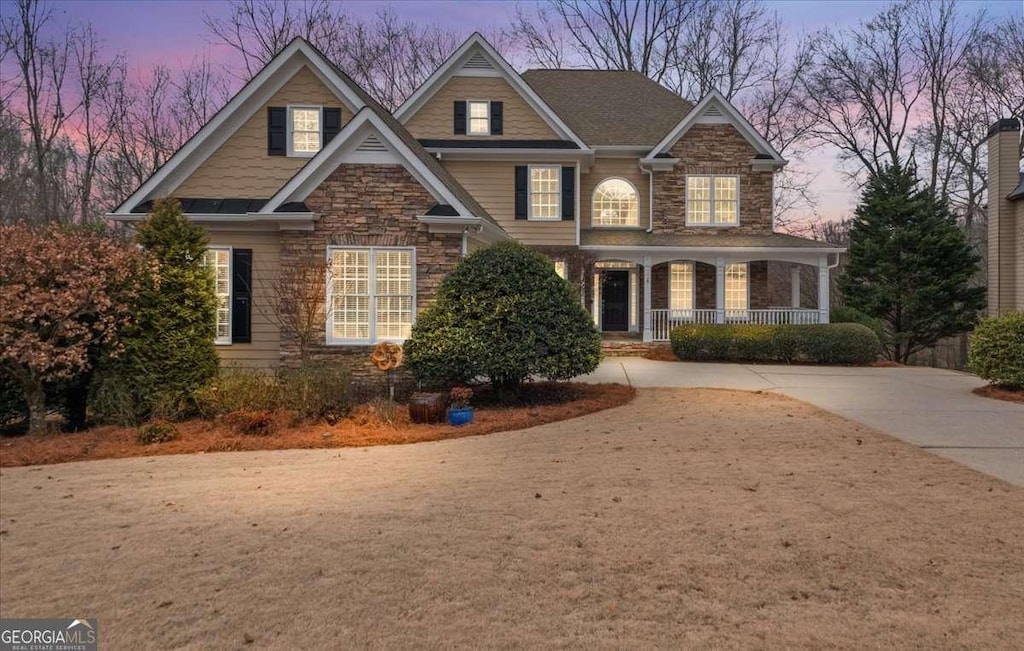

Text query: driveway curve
(585, 359), (1024, 486)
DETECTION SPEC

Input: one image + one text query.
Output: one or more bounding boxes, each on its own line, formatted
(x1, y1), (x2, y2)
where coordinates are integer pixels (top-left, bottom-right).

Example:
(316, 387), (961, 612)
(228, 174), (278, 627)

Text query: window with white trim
(468, 101), (490, 135)
(725, 263), (748, 315)
(686, 175), (739, 225)
(328, 247), (415, 343)
(593, 178), (639, 227)
(529, 165), (561, 220)
(669, 262), (694, 312)
(204, 247), (231, 344)
(289, 106), (322, 156)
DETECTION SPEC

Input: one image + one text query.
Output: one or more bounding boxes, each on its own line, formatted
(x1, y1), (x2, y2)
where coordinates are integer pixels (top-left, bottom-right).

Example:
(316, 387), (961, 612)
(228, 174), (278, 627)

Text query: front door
(601, 270), (629, 331)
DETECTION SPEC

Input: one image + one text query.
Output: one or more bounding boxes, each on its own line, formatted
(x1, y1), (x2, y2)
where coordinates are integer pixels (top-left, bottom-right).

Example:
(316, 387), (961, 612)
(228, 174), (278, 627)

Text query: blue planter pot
(447, 406), (474, 426)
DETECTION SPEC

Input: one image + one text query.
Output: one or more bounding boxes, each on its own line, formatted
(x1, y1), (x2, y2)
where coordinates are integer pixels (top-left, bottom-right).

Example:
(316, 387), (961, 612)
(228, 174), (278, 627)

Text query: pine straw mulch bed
(0, 383), (635, 468)
(973, 384), (1024, 404)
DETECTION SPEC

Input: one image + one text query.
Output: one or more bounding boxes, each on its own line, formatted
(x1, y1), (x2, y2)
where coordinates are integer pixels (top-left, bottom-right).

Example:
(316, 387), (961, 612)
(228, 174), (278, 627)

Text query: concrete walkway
(584, 359), (1024, 486)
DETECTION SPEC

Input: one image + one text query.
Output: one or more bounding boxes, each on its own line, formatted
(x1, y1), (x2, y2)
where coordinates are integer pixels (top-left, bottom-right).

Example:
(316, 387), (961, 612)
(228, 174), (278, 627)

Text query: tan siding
(405, 76), (559, 140)
(580, 157), (650, 230)
(1016, 200), (1024, 311)
(176, 67), (348, 198)
(987, 130), (1022, 315)
(205, 228), (282, 368)
(442, 160), (576, 246)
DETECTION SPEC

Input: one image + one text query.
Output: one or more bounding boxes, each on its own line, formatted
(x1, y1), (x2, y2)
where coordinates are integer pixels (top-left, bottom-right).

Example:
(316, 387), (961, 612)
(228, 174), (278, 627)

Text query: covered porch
(583, 245), (840, 343)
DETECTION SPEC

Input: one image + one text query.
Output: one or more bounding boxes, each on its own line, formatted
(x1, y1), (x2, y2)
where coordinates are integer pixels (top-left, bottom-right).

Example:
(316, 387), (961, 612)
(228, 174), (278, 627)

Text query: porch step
(600, 339), (673, 358)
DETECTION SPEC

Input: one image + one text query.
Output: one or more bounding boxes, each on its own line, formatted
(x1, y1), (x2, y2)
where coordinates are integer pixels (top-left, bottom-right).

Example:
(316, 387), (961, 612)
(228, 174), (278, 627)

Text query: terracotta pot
(408, 392), (447, 424)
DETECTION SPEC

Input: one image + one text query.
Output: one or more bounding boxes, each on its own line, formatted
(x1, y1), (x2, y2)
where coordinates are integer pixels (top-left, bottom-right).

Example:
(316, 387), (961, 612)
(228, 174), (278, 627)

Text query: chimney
(986, 117), (1022, 316)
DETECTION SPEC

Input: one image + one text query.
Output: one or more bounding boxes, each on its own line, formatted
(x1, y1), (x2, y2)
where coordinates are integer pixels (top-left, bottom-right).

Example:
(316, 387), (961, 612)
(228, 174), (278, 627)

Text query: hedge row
(670, 323), (882, 365)
(969, 312), (1024, 388)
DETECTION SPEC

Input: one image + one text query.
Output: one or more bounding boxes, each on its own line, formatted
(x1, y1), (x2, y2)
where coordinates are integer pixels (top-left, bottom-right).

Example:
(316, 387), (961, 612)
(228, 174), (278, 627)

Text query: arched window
(592, 178), (639, 227)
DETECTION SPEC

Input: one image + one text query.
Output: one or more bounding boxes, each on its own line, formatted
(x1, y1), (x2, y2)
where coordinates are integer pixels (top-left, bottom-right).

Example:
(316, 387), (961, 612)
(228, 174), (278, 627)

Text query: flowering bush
(449, 387), (473, 409)
(0, 222), (147, 433)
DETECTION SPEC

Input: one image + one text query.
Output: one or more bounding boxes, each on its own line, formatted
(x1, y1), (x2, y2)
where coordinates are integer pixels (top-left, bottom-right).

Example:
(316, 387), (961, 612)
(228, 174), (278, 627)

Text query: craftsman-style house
(110, 34), (843, 367)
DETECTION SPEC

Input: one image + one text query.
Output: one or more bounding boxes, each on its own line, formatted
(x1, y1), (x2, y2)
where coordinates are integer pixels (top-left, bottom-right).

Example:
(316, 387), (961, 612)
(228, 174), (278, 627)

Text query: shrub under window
(670, 323), (881, 365)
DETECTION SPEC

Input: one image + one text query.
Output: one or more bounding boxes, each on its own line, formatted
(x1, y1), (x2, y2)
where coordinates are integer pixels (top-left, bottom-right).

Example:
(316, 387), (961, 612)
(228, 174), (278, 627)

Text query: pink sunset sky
(8, 0), (1024, 222)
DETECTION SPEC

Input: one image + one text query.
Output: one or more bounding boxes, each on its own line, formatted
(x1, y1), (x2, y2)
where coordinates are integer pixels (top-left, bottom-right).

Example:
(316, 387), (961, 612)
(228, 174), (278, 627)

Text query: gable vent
(356, 133), (387, 152)
(703, 104), (723, 118)
(462, 51), (494, 70)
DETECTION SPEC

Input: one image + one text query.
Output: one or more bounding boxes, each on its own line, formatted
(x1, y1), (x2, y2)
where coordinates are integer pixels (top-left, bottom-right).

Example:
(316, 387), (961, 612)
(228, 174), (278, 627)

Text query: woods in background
(1, 0), (1022, 236)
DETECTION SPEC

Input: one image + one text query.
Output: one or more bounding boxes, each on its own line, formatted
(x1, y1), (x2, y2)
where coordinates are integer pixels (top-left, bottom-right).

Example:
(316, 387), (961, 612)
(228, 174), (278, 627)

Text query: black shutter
(323, 108), (342, 144)
(561, 166), (575, 221)
(231, 249), (252, 344)
(267, 107), (286, 156)
(453, 101), (467, 135)
(514, 166), (528, 220)
(490, 101), (503, 135)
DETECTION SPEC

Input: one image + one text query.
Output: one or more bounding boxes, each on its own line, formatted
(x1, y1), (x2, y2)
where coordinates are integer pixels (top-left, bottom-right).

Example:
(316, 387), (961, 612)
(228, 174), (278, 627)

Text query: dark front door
(601, 270), (630, 331)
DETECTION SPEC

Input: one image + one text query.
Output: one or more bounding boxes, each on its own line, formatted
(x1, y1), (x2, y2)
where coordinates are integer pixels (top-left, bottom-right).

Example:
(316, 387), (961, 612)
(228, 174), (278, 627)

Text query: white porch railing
(648, 308), (823, 341)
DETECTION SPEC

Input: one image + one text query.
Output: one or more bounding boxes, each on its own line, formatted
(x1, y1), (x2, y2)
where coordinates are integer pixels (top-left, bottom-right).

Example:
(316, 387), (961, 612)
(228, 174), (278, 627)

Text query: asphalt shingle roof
(580, 230), (842, 249)
(1008, 172), (1024, 201)
(521, 69), (693, 147)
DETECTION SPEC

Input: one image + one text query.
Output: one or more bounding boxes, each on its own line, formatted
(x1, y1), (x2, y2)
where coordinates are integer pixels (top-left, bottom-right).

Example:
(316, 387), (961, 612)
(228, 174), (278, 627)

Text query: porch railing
(648, 308), (823, 341)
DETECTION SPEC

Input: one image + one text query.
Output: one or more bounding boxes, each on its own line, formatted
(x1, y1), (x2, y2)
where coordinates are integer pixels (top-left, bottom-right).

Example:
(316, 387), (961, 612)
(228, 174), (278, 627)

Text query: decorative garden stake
(370, 342), (404, 402)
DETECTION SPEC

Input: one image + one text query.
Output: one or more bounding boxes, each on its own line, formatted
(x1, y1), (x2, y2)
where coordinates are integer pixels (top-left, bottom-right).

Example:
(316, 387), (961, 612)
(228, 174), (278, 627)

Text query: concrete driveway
(585, 359), (1024, 486)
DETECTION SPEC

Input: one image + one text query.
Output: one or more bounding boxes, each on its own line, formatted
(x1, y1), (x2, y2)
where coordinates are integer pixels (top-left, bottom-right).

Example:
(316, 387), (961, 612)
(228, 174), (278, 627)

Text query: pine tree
(839, 161), (985, 363)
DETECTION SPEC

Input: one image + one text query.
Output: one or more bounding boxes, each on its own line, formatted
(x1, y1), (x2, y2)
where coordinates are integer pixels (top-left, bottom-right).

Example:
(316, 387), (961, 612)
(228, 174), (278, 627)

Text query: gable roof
(263, 106), (498, 229)
(112, 38), (366, 214)
(646, 89), (785, 165)
(111, 37), (495, 228)
(521, 70), (693, 147)
(394, 33), (588, 150)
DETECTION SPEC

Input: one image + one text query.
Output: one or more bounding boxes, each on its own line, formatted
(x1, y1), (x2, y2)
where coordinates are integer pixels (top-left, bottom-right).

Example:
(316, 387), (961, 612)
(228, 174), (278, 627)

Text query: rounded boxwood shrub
(404, 241), (601, 400)
(670, 323), (881, 365)
(969, 312), (1024, 388)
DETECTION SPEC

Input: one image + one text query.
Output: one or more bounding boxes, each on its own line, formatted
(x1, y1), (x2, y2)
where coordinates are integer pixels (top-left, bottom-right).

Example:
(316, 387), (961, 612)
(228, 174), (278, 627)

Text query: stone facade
(280, 163), (462, 379)
(652, 124), (774, 235)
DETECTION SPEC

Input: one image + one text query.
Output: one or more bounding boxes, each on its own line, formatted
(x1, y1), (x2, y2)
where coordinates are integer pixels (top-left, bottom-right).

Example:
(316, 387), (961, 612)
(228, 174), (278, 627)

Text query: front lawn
(0, 383), (634, 467)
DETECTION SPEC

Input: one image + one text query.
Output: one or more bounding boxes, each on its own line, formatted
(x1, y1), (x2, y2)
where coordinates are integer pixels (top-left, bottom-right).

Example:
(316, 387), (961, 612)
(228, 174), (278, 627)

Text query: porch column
(715, 256), (726, 324)
(817, 256), (830, 324)
(642, 256), (653, 342)
(791, 266), (801, 308)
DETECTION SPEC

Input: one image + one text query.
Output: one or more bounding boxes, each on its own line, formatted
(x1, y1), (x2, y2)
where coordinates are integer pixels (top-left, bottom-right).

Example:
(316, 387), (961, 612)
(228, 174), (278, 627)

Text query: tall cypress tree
(840, 161), (985, 363)
(92, 199), (219, 422)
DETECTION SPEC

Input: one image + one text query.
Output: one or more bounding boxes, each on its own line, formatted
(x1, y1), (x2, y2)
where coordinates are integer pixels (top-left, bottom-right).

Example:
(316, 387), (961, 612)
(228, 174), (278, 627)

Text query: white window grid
(725, 262), (749, 316)
(288, 105), (322, 157)
(669, 262), (695, 313)
(327, 247), (416, 344)
(592, 178), (639, 227)
(467, 100), (490, 136)
(529, 165), (561, 221)
(204, 247), (232, 345)
(686, 175), (740, 226)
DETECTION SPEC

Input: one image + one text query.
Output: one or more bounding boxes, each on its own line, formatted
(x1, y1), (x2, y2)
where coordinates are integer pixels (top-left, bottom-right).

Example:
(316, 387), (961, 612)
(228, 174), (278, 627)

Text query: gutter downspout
(640, 163), (654, 233)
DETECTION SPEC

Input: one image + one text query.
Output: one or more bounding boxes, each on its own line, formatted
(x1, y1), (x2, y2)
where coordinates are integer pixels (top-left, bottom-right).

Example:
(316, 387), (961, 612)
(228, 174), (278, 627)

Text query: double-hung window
(724, 263), (748, 316)
(467, 101), (490, 135)
(327, 247), (415, 343)
(553, 259), (567, 279)
(289, 106), (322, 156)
(529, 165), (561, 220)
(669, 262), (694, 315)
(686, 175), (739, 226)
(204, 247), (232, 345)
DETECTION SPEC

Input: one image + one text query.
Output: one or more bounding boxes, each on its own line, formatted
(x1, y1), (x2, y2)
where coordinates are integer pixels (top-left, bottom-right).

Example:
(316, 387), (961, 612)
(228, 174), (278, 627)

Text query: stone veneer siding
(652, 124), (774, 235)
(280, 163), (462, 380)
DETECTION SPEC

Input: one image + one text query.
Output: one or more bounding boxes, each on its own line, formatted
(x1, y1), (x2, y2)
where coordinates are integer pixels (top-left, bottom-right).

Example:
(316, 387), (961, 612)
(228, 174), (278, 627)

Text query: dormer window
(467, 101), (490, 135)
(289, 106), (322, 156)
